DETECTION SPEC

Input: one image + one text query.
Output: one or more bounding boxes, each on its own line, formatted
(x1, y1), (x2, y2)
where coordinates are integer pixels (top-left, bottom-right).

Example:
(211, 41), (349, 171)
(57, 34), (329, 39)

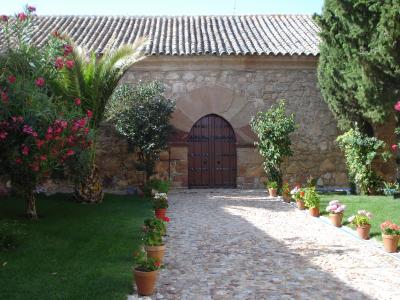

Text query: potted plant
(133, 250), (162, 296)
(348, 210), (373, 239)
(153, 193), (168, 219)
(304, 187), (320, 217)
(282, 182), (291, 203)
(266, 181), (278, 197)
(325, 200), (346, 227)
(380, 221), (400, 253)
(143, 220), (166, 263)
(291, 185), (305, 210)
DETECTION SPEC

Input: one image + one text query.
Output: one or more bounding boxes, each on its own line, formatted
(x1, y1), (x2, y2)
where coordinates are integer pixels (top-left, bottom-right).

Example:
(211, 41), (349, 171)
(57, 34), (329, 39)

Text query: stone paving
(130, 189), (400, 300)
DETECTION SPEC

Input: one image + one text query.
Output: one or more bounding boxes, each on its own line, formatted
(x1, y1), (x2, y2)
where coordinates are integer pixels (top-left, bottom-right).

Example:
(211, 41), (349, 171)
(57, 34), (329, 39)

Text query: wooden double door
(188, 114), (237, 188)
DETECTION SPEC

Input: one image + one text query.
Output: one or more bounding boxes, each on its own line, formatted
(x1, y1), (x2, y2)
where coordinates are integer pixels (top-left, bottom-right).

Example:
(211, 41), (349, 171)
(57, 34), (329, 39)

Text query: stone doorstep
(284, 201), (400, 262)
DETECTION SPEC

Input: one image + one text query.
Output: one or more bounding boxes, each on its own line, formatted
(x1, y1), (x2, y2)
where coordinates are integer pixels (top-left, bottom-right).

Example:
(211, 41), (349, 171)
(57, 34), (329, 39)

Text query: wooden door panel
(188, 114), (236, 188)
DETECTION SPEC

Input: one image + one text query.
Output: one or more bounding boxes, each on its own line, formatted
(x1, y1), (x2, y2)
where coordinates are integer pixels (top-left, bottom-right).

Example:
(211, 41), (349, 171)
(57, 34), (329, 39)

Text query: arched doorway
(188, 114), (237, 188)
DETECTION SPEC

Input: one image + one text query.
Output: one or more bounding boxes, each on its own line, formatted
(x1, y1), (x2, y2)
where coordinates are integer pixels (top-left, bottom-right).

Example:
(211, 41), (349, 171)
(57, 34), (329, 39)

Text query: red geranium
(17, 13), (27, 22)
(65, 60), (74, 69)
(8, 75), (16, 84)
(391, 144), (398, 152)
(74, 98), (81, 105)
(35, 77), (45, 87)
(87, 110), (93, 118)
(54, 57), (64, 69)
(162, 216), (170, 222)
(63, 44), (73, 56)
(154, 260), (161, 268)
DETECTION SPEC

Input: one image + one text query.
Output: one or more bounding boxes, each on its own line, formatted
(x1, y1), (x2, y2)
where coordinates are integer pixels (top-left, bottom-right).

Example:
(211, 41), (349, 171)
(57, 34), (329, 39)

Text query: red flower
(65, 60), (74, 69)
(391, 144), (398, 152)
(74, 98), (81, 105)
(394, 101), (400, 112)
(1, 15), (8, 22)
(40, 155), (47, 161)
(87, 110), (93, 118)
(27, 6), (36, 12)
(15, 157), (22, 164)
(54, 57), (64, 69)
(21, 145), (29, 156)
(154, 260), (161, 268)
(36, 139), (45, 149)
(8, 75), (16, 84)
(63, 44), (73, 56)
(0, 131), (8, 140)
(35, 77), (45, 87)
(66, 149), (75, 156)
(17, 13), (27, 22)
(162, 216), (170, 222)
(300, 191), (305, 197)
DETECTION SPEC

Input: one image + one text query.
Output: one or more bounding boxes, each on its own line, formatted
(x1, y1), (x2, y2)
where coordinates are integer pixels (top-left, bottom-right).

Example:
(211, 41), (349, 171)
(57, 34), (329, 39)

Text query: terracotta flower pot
(296, 200), (305, 210)
(145, 244), (166, 263)
(382, 234), (399, 253)
(133, 269), (159, 296)
(329, 213), (343, 227)
(356, 224), (371, 240)
(268, 188), (277, 197)
(309, 207), (320, 217)
(283, 194), (291, 203)
(155, 208), (166, 219)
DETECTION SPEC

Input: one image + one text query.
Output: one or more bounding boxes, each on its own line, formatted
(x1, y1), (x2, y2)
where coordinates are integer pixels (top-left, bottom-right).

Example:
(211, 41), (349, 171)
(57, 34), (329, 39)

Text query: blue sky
(2, 0), (324, 15)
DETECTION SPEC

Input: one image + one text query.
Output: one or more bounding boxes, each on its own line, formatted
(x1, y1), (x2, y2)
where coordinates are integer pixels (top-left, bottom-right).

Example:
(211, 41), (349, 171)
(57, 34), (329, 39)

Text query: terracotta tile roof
(3, 15), (320, 56)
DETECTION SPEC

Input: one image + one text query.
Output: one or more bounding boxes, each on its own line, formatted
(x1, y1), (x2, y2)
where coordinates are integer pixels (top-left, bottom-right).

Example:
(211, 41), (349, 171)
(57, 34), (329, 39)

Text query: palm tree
(55, 37), (146, 203)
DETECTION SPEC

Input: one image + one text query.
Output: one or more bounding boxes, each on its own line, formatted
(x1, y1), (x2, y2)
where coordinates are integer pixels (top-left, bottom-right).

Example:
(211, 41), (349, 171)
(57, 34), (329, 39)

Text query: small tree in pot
(250, 100), (296, 189)
(304, 187), (320, 217)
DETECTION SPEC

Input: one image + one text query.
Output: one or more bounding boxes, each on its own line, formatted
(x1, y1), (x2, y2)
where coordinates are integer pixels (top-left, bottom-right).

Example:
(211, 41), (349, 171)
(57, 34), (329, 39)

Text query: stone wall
(94, 55), (394, 189)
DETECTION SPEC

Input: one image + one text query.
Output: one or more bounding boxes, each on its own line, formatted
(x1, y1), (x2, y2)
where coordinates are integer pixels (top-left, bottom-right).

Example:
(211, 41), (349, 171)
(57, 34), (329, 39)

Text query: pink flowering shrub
(325, 200), (346, 214)
(0, 5), (92, 218)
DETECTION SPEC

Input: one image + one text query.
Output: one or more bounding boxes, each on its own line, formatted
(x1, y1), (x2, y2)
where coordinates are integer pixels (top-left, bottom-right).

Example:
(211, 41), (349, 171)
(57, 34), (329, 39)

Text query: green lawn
(320, 195), (400, 240)
(0, 193), (153, 300)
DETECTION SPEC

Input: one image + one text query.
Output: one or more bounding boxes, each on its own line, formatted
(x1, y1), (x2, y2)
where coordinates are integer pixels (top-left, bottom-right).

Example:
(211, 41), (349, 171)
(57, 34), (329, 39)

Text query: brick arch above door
(170, 85), (258, 145)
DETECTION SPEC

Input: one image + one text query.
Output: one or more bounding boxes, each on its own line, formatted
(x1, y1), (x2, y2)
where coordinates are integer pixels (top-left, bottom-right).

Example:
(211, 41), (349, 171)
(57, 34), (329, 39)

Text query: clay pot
(268, 188), (277, 197)
(382, 234), (399, 253)
(155, 208), (166, 219)
(283, 194), (291, 203)
(356, 224), (371, 240)
(296, 200), (305, 210)
(309, 207), (320, 217)
(329, 213), (343, 227)
(133, 269), (159, 296)
(145, 244), (166, 263)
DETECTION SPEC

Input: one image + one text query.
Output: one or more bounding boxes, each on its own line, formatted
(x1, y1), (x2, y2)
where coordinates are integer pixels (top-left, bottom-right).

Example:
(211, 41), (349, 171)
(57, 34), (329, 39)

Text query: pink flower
(391, 144), (398, 152)
(0, 131), (7, 140)
(65, 60), (74, 69)
(27, 6), (36, 12)
(394, 101), (400, 112)
(8, 75), (16, 84)
(15, 157), (22, 164)
(21, 145), (29, 156)
(74, 98), (81, 105)
(66, 149), (75, 156)
(54, 57), (64, 69)
(1, 92), (8, 103)
(35, 77), (45, 87)
(40, 155), (47, 161)
(22, 124), (34, 135)
(87, 110), (93, 118)
(17, 13), (27, 22)
(36, 139), (45, 149)
(1, 15), (9, 22)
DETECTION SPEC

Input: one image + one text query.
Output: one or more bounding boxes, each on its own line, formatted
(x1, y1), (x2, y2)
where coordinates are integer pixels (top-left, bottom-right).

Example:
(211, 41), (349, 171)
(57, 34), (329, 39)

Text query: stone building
(27, 15), (394, 189)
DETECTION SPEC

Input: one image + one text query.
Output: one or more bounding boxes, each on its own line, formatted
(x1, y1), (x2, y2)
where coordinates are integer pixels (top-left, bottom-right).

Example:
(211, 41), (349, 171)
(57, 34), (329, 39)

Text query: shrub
(380, 221), (400, 235)
(325, 200), (346, 214)
(106, 82), (175, 182)
(336, 126), (389, 195)
(142, 223), (163, 247)
(303, 187), (320, 209)
(143, 217), (167, 236)
(133, 250), (162, 271)
(0, 6), (91, 218)
(348, 210), (373, 227)
(145, 178), (171, 195)
(250, 100), (296, 188)
(265, 181), (278, 189)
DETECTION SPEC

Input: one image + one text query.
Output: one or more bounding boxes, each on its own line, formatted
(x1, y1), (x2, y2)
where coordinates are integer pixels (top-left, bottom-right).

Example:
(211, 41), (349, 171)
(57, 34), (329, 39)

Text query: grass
(320, 195), (400, 240)
(0, 193), (153, 300)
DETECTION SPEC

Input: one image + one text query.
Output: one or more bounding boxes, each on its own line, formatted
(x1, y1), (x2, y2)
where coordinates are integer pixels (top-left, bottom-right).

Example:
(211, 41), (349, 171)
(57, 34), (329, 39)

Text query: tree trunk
(26, 189), (38, 220)
(74, 165), (104, 203)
